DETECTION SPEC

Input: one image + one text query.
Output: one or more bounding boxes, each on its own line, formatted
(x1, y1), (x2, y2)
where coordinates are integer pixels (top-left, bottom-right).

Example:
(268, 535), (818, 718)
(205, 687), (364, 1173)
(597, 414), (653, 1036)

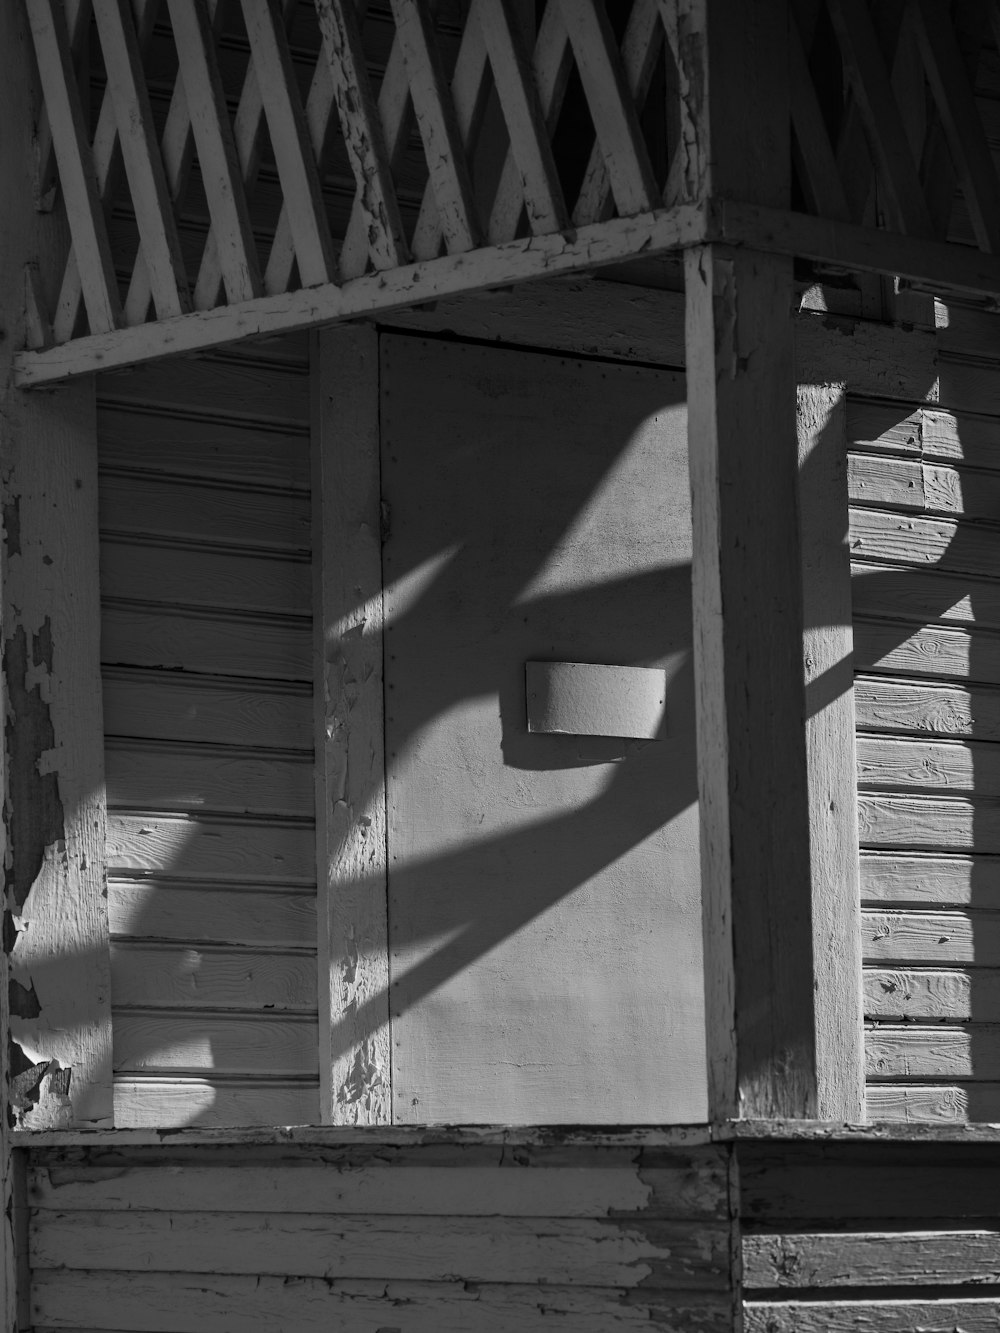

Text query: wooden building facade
(6, 0), (1000, 1328)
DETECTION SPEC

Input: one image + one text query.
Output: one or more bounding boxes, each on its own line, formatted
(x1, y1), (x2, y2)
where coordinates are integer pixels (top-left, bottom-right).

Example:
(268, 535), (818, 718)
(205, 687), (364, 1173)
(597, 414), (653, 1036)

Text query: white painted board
(382, 336), (706, 1124)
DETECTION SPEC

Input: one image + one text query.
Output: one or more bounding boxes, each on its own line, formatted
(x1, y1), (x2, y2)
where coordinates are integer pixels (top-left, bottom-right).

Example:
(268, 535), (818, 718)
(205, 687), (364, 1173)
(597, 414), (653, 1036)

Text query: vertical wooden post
(680, 0), (848, 1120)
(798, 385), (864, 1122)
(312, 324), (391, 1125)
(2, 0), (114, 1143)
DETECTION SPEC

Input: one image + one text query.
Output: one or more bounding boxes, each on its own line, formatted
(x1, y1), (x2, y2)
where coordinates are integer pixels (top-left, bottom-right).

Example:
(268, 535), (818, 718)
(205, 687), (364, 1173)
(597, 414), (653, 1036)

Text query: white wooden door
(381, 334), (706, 1122)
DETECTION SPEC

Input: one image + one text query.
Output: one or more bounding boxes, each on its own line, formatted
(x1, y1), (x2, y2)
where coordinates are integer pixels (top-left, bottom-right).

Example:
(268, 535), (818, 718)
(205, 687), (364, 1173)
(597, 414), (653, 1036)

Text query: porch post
(681, 0), (862, 1121)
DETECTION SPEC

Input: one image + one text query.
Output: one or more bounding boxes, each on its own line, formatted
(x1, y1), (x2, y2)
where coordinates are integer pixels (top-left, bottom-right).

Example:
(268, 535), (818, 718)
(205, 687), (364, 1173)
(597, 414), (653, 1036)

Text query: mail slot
(525, 661), (667, 740)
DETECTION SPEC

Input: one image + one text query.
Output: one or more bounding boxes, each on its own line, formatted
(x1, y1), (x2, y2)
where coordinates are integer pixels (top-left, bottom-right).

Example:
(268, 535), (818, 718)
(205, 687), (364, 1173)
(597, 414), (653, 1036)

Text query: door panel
(381, 335), (706, 1123)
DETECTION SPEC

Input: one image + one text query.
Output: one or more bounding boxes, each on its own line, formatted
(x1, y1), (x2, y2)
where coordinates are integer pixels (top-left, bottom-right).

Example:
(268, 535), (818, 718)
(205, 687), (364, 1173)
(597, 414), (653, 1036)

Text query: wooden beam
(797, 384), (864, 1122)
(680, 1), (822, 1120)
(2, 0), (114, 1150)
(15, 204), (706, 385)
(311, 326), (390, 1125)
(686, 245), (816, 1120)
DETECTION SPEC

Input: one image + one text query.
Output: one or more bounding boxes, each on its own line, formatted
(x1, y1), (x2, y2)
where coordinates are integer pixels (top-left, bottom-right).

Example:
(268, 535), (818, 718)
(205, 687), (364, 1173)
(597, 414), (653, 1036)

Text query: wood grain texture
(849, 507), (1000, 578)
(857, 793), (1000, 852)
(855, 677), (1000, 740)
(105, 743), (313, 818)
(854, 619), (1000, 683)
(862, 909), (1000, 965)
(99, 473), (310, 551)
(110, 942), (316, 1011)
(744, 1227), (1000, 1287)
(112, 1011), (318, 1076)
(864, 1082), (1000, 1120)
(852, 565), (1000, 633)
(687, 244), (814, 1119)
(864, 967), (1000, 1020)
(96, 407), (309, 488)
(3, 361), (114, 1130)
(30, 1208), (728, 1288)
(312, 326), (390, 1126)
(102, 671), (313, 750)
(860, 852), (1000, 906)
(867, 1024), (1000, 1080)
(28, 1145), (725, 1217)
(745, 1300), (1000, 1332)
(101, 604), (311, 681)
(97, 355), (310, 426)
(798, 383), (863, 1120)
(106, 814), (315, 884)
(31, 1271), (731, 1332)
(112, 1078), (319, 1129)
(100, 538), (311, 616)
(857, 735), (1000, 795)
(107, 882), (316, 948)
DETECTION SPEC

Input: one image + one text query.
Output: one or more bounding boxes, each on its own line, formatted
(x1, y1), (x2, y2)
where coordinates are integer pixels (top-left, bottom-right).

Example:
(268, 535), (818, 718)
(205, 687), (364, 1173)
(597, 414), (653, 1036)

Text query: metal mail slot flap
(525, 661), (667, 740)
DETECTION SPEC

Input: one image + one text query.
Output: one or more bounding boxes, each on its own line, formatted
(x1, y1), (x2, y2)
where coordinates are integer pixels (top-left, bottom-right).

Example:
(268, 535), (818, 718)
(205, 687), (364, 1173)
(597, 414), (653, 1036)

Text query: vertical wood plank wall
(854, 304), (1000, 1121)
(96, 337), (319, 1127)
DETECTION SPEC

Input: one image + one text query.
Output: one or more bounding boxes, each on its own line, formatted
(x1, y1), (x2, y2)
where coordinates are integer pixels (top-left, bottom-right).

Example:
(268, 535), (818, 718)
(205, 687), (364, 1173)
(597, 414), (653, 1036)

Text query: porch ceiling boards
(16, 0), (1000, 385)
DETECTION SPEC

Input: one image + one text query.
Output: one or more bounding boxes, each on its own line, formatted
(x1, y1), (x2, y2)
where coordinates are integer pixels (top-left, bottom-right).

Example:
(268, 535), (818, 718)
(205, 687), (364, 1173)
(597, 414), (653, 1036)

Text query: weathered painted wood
(864, 967), (1000, 1020)
(867, 1025), (1000, 1080)
(849, 455), (1000, 519)
(744, 1227), (1000, 1287)
(687, 246), (814, 1120)
(3, 301), (114, 1134)
(106, 814), (315, 884)
(105, 743), (314, 818)
(102, 671), (313, 750)
(32, 1271), (731, 1333)
(110, 942), (317, 1011)
(861, 910), (1000, 965)
(99, 474), (310, 551)
(96, 408), (309, 488)
(745, 1300), (1000, 1332)
(100, 540), (311, 616)
(112, 1077), (319, 1129)
(107, 881), (316, 948)
(30, 1208), (728, 1288)
(857, 792), (1000, 851)
(859, 852), (1000, 906)
(29, 1150), (724, 1217)
(857, 735), (1000, 795)
(312, 326), (390, 1126)
(798, 383), (863, 1121)
(855, 677), (1000, 740)
(113, 1011), (319, 1076)
(101, 604), (312, 681)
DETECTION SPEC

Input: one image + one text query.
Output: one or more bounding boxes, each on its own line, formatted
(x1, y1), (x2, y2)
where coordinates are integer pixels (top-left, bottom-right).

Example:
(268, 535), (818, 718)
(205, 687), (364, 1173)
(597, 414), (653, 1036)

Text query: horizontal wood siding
(741, 1138), (1000, 1330)
(97, 342), (317, 1128)
(25, 1141), (733, 1331)
(853, 309), (1000, 1120)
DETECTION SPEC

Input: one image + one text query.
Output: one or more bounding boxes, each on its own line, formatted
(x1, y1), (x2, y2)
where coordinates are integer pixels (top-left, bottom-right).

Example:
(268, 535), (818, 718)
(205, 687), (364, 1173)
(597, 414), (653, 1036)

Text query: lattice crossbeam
(17, 0), (1000, 385)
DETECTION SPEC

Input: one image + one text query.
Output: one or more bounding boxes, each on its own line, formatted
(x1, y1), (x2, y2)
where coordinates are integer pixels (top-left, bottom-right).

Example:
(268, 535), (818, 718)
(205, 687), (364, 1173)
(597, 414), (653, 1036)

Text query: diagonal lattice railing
(16, 0), (1000, 384)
